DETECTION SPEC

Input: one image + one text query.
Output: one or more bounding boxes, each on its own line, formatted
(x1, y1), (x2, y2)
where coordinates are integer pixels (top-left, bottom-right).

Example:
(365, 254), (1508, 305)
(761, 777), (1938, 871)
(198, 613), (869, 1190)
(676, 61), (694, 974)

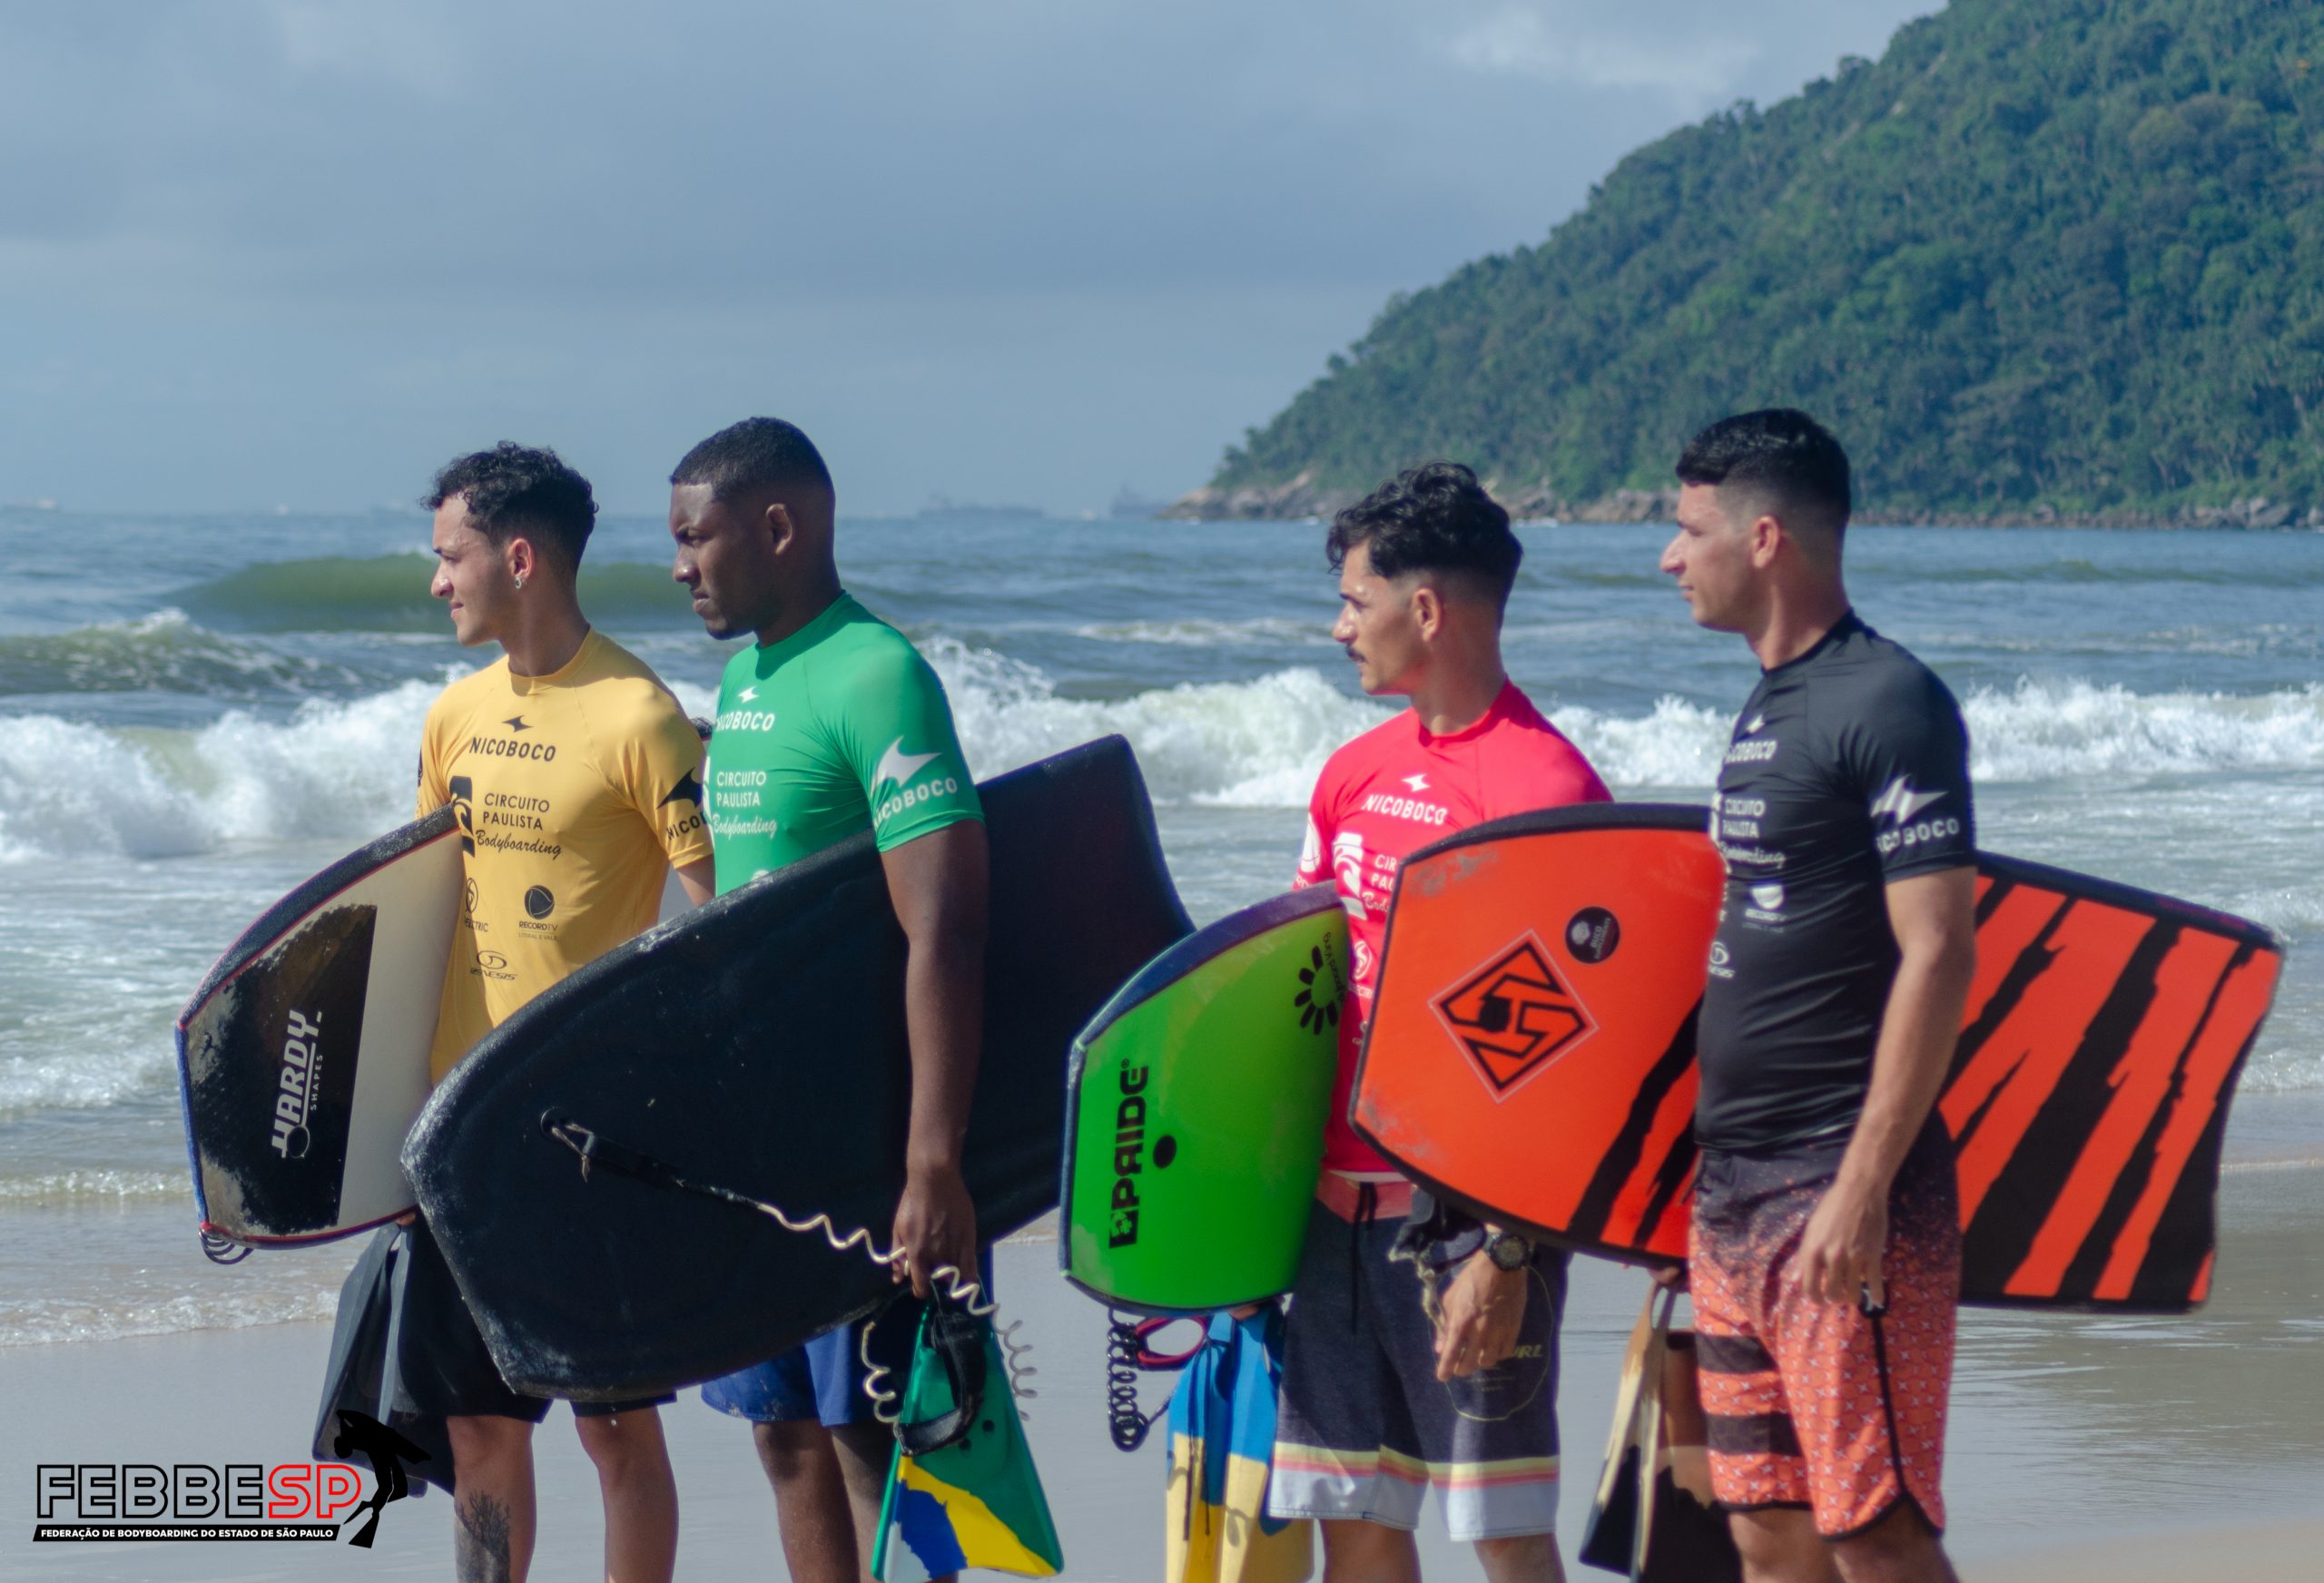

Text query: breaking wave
(175, 554), (700, 634)
(0, 610), (372, 702)
(3, 649), (2321, 864)
(1552, 679), (2324, 791)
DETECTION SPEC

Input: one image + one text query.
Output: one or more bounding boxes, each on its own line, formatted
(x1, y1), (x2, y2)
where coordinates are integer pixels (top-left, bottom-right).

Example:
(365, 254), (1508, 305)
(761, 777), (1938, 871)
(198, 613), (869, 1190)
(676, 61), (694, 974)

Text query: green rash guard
(706, 592), (982, 894)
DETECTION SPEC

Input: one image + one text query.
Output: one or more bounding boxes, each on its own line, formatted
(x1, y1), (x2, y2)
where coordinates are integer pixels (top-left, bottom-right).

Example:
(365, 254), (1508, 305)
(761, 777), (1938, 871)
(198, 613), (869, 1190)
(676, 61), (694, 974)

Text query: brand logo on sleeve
(659, 769), (707, 842)
(871, 738), (962, 826)
(448, 776), (475, 854)
(1869, 778), (1945, 824)
(872, 739), (941, 792)
(1331, 831), (1367, 912)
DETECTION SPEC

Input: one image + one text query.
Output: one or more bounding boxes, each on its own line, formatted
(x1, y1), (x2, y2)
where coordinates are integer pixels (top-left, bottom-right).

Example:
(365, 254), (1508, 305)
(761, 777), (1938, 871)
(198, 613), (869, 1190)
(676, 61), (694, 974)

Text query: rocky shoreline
(1165, 474), (2324, 530)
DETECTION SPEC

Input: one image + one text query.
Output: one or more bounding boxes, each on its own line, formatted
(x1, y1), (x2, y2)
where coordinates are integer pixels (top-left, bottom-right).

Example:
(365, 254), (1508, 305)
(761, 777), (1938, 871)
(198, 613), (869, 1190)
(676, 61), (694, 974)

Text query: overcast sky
(0, 1), (1937, 516)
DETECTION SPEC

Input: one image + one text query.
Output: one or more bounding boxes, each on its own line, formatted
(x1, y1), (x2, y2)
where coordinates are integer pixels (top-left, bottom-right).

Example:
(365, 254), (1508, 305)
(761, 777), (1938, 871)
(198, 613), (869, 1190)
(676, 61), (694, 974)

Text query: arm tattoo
(455, 1490), (515, 1583)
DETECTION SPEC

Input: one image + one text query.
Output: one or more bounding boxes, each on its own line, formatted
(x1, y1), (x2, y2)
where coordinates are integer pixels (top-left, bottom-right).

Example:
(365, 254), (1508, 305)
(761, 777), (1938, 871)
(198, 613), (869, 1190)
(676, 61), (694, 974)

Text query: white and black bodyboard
(177, 806), (462, 1246)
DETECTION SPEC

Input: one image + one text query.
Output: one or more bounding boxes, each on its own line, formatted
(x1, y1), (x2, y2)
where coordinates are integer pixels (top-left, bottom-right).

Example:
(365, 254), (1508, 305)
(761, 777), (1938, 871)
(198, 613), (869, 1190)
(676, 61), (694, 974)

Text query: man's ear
(505, 535), (537, 585)
(1748, 512), (1786, 570)
(762, 500), (797, 556)
(1411, 582), (1444, 642)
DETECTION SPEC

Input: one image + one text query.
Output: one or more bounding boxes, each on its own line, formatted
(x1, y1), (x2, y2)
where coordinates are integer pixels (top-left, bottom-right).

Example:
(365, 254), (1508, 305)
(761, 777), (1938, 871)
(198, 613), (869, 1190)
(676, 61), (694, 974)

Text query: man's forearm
(1837, 941), (1972, 1197)
(901, 924), (983, 1171)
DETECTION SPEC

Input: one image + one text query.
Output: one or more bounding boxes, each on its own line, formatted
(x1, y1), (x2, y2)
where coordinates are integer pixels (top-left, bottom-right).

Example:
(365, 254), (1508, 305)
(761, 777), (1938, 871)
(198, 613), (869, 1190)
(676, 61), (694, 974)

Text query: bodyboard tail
(1354, 803), (2284, 1312)
(873, 1309), (1062, 1581)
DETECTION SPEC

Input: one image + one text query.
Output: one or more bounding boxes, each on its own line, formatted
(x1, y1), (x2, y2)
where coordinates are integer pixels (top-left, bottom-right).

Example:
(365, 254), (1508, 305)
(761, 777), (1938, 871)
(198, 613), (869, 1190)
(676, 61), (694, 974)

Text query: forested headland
(1184, 0), (2324, 527)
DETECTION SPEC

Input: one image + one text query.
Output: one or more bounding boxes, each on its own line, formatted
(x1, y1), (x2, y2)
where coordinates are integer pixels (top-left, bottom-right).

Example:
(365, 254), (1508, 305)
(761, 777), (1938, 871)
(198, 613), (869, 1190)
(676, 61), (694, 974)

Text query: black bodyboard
(404, 735), (1192, 1400)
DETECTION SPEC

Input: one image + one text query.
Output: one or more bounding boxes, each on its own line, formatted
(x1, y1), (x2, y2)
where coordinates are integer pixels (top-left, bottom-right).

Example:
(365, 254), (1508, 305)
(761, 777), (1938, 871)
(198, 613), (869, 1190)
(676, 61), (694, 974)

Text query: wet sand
(5, 1109), (2319, 1579)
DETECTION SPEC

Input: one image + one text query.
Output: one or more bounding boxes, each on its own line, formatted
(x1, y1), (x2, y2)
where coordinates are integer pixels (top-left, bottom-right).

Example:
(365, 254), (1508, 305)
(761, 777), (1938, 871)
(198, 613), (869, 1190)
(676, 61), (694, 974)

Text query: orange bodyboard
(1353, 805), (2282, 1313)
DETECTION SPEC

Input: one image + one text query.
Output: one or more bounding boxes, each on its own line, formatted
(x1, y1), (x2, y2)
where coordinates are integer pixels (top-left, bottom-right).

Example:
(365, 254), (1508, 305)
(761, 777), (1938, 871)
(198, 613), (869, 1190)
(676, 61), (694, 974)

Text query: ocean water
(1, 506), (2319, 1347)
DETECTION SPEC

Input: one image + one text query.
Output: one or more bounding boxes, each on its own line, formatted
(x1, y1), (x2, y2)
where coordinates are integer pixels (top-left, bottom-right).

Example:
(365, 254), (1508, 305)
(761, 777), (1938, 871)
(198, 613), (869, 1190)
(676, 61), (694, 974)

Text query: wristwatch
(1484, 1229), (1532, 1272)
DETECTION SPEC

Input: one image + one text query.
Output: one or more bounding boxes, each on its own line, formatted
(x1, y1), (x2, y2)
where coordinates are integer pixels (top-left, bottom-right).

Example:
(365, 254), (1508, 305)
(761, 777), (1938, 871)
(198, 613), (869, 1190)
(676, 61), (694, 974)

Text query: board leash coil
(199, 1229), (254, 1265)
(540, 1112), (1036, 1421)
(1103, 1310), (1202, 1451)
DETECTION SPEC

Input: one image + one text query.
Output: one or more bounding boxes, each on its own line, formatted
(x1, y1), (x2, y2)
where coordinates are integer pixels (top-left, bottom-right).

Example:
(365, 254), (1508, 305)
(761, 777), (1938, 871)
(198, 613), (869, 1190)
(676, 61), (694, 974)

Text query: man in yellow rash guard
(408, 443), (714, 1583)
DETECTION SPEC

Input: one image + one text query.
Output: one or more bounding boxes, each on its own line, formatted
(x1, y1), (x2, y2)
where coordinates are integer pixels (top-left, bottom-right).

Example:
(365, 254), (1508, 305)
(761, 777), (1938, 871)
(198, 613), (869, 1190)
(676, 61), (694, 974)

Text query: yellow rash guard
(418, 629), (712, 1082)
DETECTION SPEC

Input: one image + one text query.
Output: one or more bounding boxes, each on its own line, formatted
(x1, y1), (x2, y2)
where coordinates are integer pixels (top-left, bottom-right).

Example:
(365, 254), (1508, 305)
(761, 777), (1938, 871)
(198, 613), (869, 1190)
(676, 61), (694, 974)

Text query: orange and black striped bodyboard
(1351, 804), (2283, 1313)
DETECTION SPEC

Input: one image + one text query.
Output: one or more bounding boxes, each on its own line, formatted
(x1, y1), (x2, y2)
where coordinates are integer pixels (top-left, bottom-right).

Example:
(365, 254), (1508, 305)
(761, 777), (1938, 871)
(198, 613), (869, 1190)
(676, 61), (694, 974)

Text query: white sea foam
(0, 1170), (182, 1204)
(1068, 616), (1324, 647)
(0, 1283), (342, 1348)
(0, 681), (439, 860)
(1961, 678), (2324, 781)
(1556, 680), (2324, 792)
(924, 639), (1392, 806)
(3, 664), (2322, 863)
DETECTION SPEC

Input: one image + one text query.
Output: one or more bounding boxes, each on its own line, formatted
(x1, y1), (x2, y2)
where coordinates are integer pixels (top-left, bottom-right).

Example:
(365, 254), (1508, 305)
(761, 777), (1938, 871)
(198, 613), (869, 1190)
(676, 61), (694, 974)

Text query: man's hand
(1433, 1252), (1528, 1381)
(1797, 1175), (1888, 1309)
(892, 1160), (979, 1299)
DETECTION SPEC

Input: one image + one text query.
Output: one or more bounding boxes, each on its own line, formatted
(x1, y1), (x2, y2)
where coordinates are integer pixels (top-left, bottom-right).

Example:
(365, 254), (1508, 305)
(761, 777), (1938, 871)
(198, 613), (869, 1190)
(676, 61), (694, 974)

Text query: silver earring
(514, 575), (525, 590)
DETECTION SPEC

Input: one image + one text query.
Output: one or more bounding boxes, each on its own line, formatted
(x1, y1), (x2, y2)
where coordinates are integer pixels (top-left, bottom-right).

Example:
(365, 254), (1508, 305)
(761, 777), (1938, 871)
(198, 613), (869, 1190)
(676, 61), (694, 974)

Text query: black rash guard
(1696, 612), (1976, 1152)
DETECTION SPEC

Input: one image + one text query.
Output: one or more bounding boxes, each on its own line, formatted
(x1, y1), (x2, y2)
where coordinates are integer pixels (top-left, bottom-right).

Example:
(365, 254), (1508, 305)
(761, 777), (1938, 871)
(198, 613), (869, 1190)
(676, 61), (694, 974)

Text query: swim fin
(872, 1304), (1062, 1580)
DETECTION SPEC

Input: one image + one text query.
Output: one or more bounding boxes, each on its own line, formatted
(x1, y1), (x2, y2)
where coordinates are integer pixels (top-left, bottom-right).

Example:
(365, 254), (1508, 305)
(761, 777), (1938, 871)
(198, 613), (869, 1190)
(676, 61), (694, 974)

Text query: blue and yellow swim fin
(1167, 1308), (1313, 1583)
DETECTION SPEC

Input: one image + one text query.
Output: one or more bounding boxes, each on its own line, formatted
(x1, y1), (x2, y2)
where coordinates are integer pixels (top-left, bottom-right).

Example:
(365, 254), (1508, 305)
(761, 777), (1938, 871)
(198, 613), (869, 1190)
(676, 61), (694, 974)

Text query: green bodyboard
(872, 1310), (1062, 1581)
(1060, 886), (1346, 1313)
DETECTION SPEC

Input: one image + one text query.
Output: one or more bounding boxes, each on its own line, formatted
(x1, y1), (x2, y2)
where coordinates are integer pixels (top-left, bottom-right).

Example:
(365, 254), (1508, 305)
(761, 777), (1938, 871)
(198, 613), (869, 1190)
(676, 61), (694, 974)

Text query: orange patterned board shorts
(1689, 1122), (1959, 1539)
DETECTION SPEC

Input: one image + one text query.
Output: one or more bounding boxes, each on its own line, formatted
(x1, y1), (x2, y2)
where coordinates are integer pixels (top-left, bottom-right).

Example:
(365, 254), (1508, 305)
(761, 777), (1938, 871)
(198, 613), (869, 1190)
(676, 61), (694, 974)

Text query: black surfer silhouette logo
(329, 1410), (430, 1548)
(1293, 938), (1345, 1033)
(1431, 933), (1597, 1096)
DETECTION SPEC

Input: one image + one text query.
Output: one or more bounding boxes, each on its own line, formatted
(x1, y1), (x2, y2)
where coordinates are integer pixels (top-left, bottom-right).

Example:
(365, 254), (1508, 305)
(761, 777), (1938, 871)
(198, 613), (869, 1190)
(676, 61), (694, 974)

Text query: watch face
(1489, 1234), (1529, 1270)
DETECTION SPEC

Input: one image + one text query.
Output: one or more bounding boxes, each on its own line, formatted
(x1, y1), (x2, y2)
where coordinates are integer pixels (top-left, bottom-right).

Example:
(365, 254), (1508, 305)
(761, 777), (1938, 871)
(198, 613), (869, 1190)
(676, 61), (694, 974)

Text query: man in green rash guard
(668, 417), (990, 1583)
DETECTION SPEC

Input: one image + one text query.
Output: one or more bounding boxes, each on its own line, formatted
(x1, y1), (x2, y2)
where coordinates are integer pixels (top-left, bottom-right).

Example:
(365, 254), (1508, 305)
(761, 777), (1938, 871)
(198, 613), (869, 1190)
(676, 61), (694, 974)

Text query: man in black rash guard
(1659, 409), (1977, 1583)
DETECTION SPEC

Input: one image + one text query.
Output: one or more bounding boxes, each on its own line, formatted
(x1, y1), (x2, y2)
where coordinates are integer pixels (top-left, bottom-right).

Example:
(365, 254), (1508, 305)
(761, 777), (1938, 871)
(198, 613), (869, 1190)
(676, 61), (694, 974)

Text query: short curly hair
(670, 417), (832, 504)
(1324, 461), (1521, 606)
(425, 442), (597, 569)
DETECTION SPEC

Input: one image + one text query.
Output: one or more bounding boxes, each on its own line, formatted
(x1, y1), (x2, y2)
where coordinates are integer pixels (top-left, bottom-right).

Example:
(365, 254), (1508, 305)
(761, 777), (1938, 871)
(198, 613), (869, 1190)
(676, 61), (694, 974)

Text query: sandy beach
(6, 1093), (2319, 1582)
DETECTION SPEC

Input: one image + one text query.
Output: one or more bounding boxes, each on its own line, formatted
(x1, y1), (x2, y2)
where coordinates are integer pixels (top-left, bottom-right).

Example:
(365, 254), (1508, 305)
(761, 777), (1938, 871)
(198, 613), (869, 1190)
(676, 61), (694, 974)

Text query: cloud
(1444, 5), (1758, 105)
(271, 1), (466, 94)
(0, 1), (1941, 512)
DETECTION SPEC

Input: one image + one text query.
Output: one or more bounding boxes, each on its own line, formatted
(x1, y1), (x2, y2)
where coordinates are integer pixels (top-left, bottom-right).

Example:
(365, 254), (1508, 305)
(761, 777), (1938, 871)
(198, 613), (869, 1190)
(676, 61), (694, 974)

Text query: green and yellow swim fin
(872, 1303), (1063, 1581)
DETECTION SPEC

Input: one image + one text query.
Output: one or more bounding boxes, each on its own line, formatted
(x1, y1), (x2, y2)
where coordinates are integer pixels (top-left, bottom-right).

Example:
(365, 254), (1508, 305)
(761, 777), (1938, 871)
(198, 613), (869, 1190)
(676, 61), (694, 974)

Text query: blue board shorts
(703, 1252), (994, 1428)
(1269, 1188), (1567, 1541)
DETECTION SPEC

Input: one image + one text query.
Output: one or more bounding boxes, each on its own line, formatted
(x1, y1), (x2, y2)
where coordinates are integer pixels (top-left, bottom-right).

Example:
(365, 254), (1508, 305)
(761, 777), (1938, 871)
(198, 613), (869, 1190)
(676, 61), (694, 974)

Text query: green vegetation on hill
(1199, 0), (2324, 525)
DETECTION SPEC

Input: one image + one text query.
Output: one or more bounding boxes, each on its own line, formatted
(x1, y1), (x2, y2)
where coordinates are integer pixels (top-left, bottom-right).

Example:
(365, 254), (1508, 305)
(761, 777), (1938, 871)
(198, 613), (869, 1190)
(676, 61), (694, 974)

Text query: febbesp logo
(1431, 933), (1597, 1098)
(33, 1414), (428, 1548)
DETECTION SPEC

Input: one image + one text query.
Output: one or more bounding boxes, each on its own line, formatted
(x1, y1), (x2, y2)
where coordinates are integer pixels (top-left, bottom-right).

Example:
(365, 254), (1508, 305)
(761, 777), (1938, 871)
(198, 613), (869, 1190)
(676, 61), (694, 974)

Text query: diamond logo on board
(1430, 933), (1597, 1098)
